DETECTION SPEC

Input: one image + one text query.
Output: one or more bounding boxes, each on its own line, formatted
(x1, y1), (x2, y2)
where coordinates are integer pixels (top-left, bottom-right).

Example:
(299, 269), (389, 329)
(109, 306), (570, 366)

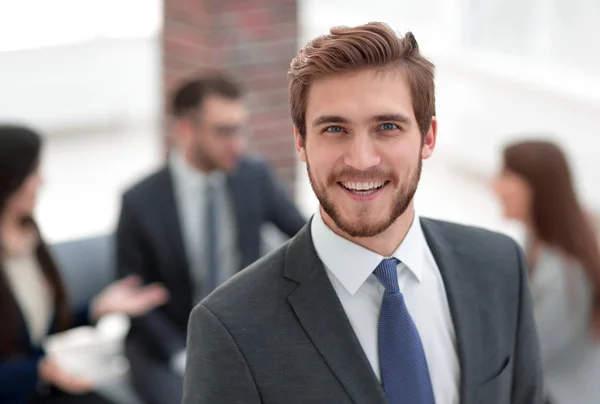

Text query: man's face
(180, 95), (248, 172)
(295, 68), (436, 238)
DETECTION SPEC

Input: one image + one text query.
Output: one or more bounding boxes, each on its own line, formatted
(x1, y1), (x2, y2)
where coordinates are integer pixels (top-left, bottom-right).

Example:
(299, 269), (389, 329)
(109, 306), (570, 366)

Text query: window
(0, 0), (162, 52)
(459, 0), (600, 79)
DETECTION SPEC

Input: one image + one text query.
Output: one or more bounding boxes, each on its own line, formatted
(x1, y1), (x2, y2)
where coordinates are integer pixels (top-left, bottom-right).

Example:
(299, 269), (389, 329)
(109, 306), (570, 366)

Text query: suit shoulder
(423, 218), (525, 294)
(122, 166), (169, 204)
(228, 156), (273, 187)
(239, 154), (268, 168)
(199, 243), (292, 316)
(234, 155), (272, 176)
(422, 218), (520, 254)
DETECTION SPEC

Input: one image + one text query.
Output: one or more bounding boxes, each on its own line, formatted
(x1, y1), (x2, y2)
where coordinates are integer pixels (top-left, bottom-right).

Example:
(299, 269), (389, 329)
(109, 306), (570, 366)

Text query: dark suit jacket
(183, 218), (544, 404)
(0, 305), (89, 404)
(115, 156), (306, 363)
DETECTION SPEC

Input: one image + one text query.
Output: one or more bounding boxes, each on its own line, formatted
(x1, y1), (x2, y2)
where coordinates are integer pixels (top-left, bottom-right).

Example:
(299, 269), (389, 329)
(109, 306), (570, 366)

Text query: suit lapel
(226, 173), (248, 266)
(421, 218), (482, 404)
(285, 224), (388, 404)
(227, 162), (263, 269)
(157, 167), (193, 303)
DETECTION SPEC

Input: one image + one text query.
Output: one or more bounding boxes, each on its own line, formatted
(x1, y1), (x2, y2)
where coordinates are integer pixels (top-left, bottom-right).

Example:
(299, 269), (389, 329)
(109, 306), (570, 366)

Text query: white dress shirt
(170, 151), (239, 303)
(311, 209), (460, 404)
(169, 151), (239, 374)
(3, 252), (54, 346)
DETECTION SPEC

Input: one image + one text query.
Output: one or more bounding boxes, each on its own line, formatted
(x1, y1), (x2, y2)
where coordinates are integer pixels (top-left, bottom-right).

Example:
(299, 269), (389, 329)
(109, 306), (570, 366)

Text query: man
(183, 23), (543, 404)
(116, 73), (306, 404)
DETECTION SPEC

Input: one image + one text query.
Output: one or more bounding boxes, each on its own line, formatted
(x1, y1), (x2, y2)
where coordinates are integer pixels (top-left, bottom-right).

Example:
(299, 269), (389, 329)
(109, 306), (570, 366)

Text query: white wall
(37, 127), (162, 243)
(0, 37), (162, 135)
(434, 55), (600, 209)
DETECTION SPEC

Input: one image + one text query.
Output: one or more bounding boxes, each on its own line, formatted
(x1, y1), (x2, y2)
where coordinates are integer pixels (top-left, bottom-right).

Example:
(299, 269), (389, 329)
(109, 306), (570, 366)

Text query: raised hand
(91, 275), (169, 321)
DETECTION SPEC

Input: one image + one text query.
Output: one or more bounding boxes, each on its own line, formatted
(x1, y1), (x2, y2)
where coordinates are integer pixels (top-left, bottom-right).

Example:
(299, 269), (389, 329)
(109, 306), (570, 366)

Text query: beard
(307, 156), (422, 238)
(191, 140), (220, 172)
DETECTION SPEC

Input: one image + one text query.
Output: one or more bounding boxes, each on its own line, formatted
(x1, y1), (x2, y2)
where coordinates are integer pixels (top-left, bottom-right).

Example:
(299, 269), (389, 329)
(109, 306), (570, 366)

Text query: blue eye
(324, 126), (344, 133)
(379, 123), (399, 131)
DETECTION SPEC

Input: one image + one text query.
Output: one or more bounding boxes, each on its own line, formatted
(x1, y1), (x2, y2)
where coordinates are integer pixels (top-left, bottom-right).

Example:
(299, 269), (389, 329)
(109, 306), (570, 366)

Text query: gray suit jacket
(183, 218), (543, 404)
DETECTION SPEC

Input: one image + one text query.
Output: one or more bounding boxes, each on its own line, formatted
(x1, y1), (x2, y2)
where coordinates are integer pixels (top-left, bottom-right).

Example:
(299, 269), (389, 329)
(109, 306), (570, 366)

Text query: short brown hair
(288, 22), (435, 139)
(170, 72), (242, 119)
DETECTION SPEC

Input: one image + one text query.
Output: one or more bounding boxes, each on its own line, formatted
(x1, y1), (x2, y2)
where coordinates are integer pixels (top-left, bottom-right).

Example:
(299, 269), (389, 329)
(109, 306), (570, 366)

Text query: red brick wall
(163, 0), (299, 194)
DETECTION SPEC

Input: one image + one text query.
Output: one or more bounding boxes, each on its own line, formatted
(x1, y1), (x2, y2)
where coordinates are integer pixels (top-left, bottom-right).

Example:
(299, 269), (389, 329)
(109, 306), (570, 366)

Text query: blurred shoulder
(236, 154), (270, 172)
(122, 166), (170, 204)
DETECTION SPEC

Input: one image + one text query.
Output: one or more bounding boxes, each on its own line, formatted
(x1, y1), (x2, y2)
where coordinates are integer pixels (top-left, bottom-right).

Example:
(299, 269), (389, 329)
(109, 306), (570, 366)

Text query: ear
(421, 116), (437, 160)
(294, 126), (307, 162)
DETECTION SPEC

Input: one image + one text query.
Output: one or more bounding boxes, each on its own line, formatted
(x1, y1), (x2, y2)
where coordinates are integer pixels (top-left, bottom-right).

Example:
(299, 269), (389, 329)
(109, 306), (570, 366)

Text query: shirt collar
(169, 149), (226, 191)
(310, 208), (427, 295)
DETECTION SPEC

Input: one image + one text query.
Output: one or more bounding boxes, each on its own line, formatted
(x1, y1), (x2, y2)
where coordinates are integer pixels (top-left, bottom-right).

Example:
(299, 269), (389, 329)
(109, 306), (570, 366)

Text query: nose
(344, 134), (381, 171)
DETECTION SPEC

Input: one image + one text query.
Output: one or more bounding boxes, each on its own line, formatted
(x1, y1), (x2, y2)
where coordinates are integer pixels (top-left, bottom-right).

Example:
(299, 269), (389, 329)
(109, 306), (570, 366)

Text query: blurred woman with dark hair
(0, 125), (168, 404)
(493, 139), (600, 404)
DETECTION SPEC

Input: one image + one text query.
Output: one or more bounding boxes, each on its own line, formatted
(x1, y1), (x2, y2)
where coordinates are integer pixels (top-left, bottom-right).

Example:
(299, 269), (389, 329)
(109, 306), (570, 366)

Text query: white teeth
(341, 181), (386, 191)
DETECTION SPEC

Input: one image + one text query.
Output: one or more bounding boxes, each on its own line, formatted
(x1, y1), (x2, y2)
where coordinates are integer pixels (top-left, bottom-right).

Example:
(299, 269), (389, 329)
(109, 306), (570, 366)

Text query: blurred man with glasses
(115, 73), (306, 404)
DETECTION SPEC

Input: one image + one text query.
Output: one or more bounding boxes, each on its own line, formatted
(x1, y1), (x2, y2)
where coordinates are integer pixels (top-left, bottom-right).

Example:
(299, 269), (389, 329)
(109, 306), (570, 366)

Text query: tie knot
(374, 258), (400, 293)
(205, 177), (218, 191)
(205, 178), (221, 202)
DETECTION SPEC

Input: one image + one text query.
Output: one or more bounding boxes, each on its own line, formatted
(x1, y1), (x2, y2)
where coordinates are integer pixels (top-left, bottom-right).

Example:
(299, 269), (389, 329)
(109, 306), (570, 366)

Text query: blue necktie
(203, 180), (221, 297)
(374, 258), (435, 404)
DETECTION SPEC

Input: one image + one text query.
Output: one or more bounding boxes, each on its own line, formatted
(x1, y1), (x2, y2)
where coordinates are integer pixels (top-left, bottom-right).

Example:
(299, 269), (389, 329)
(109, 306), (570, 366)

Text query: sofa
(49, 226), (289, 404)
(50, 234), (144, 404)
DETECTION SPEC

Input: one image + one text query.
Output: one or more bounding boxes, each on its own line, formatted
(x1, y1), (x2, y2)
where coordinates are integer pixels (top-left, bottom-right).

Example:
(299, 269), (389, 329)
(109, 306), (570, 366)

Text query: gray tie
(203, 179), (221, 297)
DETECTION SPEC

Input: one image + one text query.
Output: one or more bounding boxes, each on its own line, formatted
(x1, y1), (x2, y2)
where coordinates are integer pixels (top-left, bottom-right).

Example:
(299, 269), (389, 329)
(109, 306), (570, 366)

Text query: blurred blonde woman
(493, 140), (600, 404)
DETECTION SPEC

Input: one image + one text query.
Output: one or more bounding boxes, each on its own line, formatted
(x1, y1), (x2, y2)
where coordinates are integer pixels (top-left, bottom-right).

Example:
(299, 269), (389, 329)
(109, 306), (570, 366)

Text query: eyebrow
(311, 113), (412, 127)
(369, 114), (411, 125)
(311, 115), (349, 127)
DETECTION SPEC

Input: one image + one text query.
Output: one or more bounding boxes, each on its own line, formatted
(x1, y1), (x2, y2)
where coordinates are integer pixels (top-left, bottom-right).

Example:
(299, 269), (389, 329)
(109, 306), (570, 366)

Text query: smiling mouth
(338, 180), (390, 195)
